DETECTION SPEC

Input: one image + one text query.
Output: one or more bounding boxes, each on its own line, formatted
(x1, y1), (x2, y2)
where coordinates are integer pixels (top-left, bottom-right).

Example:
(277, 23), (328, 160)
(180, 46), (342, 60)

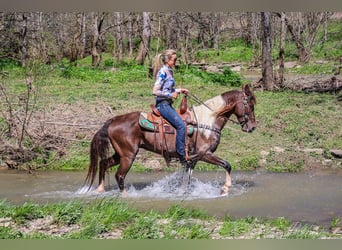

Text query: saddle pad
(139, 112), (194, 135)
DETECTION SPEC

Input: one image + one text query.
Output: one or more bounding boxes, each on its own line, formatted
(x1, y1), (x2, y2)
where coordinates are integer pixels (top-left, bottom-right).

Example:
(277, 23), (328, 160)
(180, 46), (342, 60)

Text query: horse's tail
(83, 119), (112, 190)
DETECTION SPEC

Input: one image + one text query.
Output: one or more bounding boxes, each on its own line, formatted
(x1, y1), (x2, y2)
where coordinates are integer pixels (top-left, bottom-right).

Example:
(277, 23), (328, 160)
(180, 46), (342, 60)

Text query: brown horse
(83, 84), (256, 196)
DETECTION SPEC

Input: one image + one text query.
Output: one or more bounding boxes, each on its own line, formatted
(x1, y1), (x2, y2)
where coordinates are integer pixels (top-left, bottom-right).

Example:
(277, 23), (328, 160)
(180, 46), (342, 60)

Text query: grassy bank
(0, 198), (340, 239)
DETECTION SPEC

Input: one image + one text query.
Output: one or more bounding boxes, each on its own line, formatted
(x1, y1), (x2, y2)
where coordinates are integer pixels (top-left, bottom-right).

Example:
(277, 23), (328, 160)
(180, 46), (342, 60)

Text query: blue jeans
(156, 101), (186, 160)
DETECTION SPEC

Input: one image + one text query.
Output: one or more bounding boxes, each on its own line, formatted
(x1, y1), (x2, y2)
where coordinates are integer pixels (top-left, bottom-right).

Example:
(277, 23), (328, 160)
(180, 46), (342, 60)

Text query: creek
(0, 168), (341, 226)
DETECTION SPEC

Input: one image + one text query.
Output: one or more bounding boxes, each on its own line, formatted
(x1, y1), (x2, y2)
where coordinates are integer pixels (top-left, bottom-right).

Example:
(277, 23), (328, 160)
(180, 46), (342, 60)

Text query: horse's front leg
(201, 153), (232, 196)
(180, 157), (198, 190)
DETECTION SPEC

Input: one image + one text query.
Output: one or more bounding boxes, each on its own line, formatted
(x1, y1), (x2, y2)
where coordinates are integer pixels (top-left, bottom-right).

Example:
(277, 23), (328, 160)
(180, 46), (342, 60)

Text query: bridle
(235, 93), (253, 128)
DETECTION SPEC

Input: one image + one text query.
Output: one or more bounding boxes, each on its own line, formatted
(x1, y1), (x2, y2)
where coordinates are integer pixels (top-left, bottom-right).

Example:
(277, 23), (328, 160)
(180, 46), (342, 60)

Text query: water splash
(26, 171), (249, 202)
(124, 171), (248, 200)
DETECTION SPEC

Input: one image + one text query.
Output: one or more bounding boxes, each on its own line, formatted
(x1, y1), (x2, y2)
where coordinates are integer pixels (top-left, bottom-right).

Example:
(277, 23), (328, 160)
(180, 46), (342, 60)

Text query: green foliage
(0, 200), (11, 218)
(0, 199), (339, 239)
(0, 58), (21, 70)
(290, 62), (336, 74)
(177, 65), (242, 87)
(283, 225), (322, 239)
(51, 201), (83, 225)
(269, 217), (291, 231)
(330, 217), (341, 228)
(194, 39), (254, 63)
(58, 60), (149, 84)
(265, 151), (305, 173)
(11, 202), (45, 225)
(123, 215), (160, 239)
(76, 198), (137, 238)
(0, 226), (23, 239)
(239, 155), (259, 170)
(166, 204), (209, 220)
(219, 216), (258, 237)
(163, 221), (211, 239)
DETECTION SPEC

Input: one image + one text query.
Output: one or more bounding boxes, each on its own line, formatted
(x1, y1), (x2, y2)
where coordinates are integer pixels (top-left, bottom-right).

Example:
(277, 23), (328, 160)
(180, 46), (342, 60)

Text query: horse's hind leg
(115, 155), (137, 196)
(97, 153), (120, 192)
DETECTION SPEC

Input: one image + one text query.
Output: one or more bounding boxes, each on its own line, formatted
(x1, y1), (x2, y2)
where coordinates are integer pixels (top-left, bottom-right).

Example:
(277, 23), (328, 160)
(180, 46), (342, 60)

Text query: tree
(168, 12), (179, 49)
(275, 12), (332, 63)
(91, 12), (104, 67)
(279, 12), (286, 86)
(114, 12), (123, 62)
(136, 12), (151, 65)
(261, 12), (274, 90)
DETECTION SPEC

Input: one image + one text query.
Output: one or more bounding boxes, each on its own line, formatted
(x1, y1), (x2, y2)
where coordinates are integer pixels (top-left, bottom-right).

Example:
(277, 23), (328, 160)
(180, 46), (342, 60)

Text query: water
(0, 169), (341, 226)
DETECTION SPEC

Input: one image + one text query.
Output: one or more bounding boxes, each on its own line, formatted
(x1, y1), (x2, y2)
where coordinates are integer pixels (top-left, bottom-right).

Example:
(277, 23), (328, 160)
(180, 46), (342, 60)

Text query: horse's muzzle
(242, 125), (256, 133)
(247, 126), (256, 133)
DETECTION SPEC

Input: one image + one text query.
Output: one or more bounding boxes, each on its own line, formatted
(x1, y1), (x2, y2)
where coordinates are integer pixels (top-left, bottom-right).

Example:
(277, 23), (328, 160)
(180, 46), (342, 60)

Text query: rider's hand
(175, 88), (189, 95)
(181, 88), (189, 95)
(172, 92), (178, 99)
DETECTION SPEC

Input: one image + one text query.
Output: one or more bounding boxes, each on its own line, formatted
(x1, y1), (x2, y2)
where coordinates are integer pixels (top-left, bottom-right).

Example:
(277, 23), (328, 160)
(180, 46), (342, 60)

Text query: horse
(83, 84), (256, 196)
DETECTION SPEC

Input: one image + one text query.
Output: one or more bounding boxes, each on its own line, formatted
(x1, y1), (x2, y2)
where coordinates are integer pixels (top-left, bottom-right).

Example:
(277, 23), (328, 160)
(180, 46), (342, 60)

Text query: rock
(231, 66), (241, 72)
(206, 65), (220, 73)
(284, 61), (297, 68)
(302, 148), (324, 154)
(330, 149), (342, 158)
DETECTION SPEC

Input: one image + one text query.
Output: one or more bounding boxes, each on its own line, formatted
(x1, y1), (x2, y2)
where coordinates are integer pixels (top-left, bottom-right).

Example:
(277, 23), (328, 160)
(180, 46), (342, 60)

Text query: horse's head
(233, 84), (256, 133)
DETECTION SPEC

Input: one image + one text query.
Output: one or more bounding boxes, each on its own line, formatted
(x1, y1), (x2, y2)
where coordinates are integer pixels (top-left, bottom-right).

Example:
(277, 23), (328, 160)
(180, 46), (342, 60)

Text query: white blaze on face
(192, 95), (226, 139)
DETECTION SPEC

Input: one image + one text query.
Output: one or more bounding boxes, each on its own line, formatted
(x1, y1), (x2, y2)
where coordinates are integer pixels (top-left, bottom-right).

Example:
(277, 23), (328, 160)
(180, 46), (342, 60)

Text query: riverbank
(0, 197), (341, 239)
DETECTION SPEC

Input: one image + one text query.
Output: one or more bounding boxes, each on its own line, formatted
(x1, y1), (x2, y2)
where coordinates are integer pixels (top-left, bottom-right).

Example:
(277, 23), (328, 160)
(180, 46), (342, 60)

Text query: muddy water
(0, 169), (341, 226)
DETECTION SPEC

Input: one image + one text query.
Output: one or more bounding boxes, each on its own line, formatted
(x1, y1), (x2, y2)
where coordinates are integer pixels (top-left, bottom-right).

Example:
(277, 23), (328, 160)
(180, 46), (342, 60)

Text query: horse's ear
(242, 84), (251, 95)
(242, 84), (256, 104)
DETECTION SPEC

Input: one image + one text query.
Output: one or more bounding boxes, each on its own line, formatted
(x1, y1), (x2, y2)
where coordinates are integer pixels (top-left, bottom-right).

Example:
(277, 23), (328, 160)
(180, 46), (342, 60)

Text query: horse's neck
(191, 95), (229, 138)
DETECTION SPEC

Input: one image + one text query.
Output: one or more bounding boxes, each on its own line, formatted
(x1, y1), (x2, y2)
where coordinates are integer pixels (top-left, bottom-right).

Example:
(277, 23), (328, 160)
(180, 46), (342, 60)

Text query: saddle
(138, 95), (194, 160)
(139, 95), (193, 135)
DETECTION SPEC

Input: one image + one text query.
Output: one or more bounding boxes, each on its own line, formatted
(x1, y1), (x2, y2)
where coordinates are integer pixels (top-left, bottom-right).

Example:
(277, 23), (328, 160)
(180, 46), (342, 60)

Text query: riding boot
(178, 153), (189, 168)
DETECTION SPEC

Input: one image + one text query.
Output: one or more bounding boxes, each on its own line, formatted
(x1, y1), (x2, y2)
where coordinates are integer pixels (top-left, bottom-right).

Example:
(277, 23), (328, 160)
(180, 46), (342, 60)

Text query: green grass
(0, 199), (339, 239)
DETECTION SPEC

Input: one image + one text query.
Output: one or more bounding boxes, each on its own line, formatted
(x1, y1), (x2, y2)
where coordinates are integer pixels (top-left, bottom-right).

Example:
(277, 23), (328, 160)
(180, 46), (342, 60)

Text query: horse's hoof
(95, 187), (105, 193)
(220, 186), (229, 196)
(220, 191), (228, 197)
(120, 189), (128, 197)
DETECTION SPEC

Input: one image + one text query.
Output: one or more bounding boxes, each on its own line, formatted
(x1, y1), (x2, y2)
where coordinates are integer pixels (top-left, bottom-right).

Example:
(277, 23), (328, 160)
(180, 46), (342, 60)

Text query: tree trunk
(261, 12), (274, 90)
(279, 12), (286, 86)
(70, 13), (83, 65)
(135, 12), (151, 65)
(115, 12), (123, 61)
(21, 13), (28, 67)
(168, 12), (178, 49)
(80, 12), (86, 59)
(127, 12), (134, 58)
(211, 12), (221, 50)
(91, 12), (105, 67)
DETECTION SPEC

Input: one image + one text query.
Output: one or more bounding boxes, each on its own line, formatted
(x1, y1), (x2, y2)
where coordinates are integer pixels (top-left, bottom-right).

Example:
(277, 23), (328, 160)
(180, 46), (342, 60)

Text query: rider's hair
(153, 49), (177, 78)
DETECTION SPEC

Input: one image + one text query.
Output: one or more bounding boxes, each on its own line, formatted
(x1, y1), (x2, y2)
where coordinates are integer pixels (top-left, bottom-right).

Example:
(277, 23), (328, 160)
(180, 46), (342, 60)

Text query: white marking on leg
(220, 172), (231, 196)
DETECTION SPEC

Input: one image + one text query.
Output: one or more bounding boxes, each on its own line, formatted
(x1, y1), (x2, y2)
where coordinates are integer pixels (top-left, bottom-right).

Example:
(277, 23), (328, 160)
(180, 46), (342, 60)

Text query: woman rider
(152, 49), (189, 167)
